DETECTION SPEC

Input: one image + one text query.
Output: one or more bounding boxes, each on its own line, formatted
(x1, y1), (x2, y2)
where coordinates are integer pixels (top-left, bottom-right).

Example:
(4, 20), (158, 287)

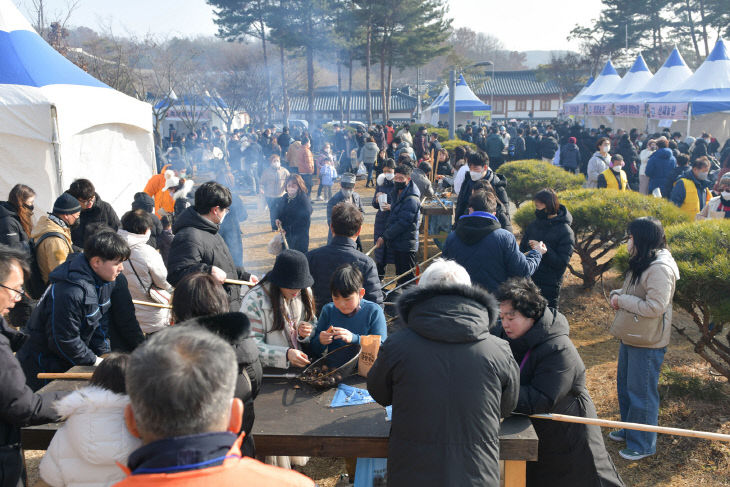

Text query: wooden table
(420, 202), (453, 261)
(23, 367), (538, 487)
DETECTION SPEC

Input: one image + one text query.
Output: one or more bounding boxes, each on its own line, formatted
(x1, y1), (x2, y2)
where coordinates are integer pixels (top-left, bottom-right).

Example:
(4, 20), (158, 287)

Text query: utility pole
(448, 69), (456, 140)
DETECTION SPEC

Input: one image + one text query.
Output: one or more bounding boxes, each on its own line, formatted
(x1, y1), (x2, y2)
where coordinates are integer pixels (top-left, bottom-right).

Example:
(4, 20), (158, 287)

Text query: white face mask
(612, 166), (623, 173)
(603, 144), (611, 152)
(696, 171), (709, 181)
(341, 188), (354, 198)
(469, 170), (483, 181)
(273, 162), (281, 168)
(218, 212), (227, 224)
(384, 172), (395, 181)
(722, 191), (730, 200)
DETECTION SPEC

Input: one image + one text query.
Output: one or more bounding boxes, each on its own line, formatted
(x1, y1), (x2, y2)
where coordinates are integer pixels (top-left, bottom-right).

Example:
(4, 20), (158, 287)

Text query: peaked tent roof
(426, 85), (449, 112)
(623, 47), (693, 102)
(595, 54), (653, 102)
(653, 39), (730, 115)
(565, 77), (594, 106)
(568, 60), (622, 104)
(436, 74), (491, 113)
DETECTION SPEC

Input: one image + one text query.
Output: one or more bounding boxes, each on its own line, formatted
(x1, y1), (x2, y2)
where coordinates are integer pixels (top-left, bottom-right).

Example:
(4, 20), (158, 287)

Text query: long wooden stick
(224, 278), (256, 287)
(382, 251), (442, 288)
(432, 193), (449, 210)
(132, 299), (172, 309)
(276, 221), (289, 250)
(530, 413), (730, 442)
(37, 372), (93, 380)
(364, 246), (376, 257)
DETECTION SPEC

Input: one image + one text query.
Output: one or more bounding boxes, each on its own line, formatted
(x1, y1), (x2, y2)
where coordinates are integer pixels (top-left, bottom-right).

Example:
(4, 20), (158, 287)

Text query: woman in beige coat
(609, 217), (679, 461)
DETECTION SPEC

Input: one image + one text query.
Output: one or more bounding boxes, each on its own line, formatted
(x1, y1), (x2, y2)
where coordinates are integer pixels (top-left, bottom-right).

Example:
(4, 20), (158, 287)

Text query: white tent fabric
(435, 75), (491, 114)
(596, 54), (653, 102)
(420, 85), (448, 124)
(623, 48), (693, 103)
(569, 60), (622, 104)
(0, 0), (155, 217)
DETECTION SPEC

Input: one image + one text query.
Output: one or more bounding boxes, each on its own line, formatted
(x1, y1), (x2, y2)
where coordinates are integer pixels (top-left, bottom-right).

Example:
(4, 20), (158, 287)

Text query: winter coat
(519, 205), (575, 293)
(513, 135), (527, 160)
(286, 141), (302, 168)
(413, 132), (429, 159)
(167, 207), (251, 311)
(383, 181), (421, 253)
(326, 190), (363, 246)
(306, 236), (383, 313)
(645, 148), (677, 193)
(0, 201), (29, 251)
(32, 214), (74, 284)
(411, 168), (435, 199)
(397, 129), (413, 146)
(586, 152), (610, 188)
(71, 194), (120, 247)
(118, 230), (172, 334)
(670, 169), (714, 217)
(492, 309), (625, 487)
(559, 143), (581, 171)
(319, 165), (337, 186)
(105, 273), (145, 353)
(218, 196), (247, 268)
(131, 193), (162, 250)
(275, 192), (313, 254)
(691, 138), (709, 161)
(297, 145), (314, 174)
(241, 283), (317, 369)
(617, 137), (639, 165)
(698, 195), (730, 220)
(157, 229), (173, 268)
(367, 284), (519, 487)
(539, 136), (559, 160)
(372, 175), (395, 265)
(359, 141), (380, 165)
(485, 133), (505, 159)
(176, 312), (263, 457)
(455, 170), (511, 222)
(610, 249), (679, 349)
(525, 135), (539, 159)
(39, 386), (141, 487)
(443, 213), (542, 294)
(1, 316), (63, 483)
(260, 166), (290, 198)
(18, 254), (114, 390)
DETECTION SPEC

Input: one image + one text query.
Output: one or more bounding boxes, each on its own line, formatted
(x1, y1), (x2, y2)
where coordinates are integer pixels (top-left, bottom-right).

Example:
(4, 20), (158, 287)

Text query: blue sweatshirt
(310, 299), (387, 364)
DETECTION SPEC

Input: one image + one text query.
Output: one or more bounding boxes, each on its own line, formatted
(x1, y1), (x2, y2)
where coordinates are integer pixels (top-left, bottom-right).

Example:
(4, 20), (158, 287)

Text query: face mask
(384, 172), (395, 181)
(469, 170), (483, 181)
(287, 188), (298, 197)
(696, 171), (709, 181)
(721, 191), (730, 200)
(341, 189), (353, 198)
(394, 181), (406, 191)
(273, 162), (281, 168)
(603, 145), (611, 152)
(612, 166), (623, 173)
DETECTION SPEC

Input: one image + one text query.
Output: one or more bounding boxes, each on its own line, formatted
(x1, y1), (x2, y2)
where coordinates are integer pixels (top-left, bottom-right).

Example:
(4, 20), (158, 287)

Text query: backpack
(27, 232), (66, 300)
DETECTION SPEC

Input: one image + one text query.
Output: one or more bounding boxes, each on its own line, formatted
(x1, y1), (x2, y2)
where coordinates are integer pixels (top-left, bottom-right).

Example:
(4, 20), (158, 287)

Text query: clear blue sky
(13, 0), (604, 51)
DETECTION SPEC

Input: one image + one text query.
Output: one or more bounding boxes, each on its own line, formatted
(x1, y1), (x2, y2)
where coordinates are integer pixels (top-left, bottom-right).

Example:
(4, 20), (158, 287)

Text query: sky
(12, 0), (604, 51)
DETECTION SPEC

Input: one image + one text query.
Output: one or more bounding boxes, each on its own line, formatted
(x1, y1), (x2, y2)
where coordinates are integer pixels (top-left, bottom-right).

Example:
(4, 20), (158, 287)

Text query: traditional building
(472, 70), (564, 121)
(288, 87), (417, 124)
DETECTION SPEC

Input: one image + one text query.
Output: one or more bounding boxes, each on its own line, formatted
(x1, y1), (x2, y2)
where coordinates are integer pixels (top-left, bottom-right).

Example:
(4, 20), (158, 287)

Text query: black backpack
(26, 231), (66, 300)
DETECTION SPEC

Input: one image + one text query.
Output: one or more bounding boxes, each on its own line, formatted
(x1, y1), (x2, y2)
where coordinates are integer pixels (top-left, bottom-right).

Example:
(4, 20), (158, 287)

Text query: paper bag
(358, 335), (381, 377)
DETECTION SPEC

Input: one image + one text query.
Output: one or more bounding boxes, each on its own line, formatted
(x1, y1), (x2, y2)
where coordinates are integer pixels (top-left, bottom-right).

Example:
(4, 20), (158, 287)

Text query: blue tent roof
(664, 47), (685, 68)
(0, 29), (107, 88)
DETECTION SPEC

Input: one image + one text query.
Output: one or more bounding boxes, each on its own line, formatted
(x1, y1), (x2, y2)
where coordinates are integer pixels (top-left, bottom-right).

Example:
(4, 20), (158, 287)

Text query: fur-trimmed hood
(397, 283), (499, 344)
(54, 385), (129, 419)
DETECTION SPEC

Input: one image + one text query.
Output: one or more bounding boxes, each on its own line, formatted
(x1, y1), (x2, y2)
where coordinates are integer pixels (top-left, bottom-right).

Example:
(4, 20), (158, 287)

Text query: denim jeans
(616, 342), (666, 454)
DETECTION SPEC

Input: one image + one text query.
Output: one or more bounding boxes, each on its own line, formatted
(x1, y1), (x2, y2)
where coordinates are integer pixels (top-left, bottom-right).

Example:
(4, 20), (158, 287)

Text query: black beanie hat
(53, 192), (81, 215)
(266, 250), (314, 290)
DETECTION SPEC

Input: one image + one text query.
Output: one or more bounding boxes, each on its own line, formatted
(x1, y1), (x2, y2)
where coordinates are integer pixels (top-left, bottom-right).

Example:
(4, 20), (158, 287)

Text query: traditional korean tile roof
(288, 89), (418, 112)
(471, 70), (561, 97)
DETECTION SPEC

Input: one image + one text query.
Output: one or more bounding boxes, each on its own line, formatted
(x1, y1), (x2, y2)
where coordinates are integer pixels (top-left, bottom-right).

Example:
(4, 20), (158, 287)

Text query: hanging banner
(587, 103), (612, 116)
(614, 103), (645, 118)
(648, 103), (689, 120)
(564, 104), (583, 116)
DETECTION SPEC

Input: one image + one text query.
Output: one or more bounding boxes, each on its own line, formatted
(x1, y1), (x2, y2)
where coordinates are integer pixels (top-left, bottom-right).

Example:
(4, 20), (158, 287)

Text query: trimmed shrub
(614, 219), (730, 379)
(442, 139), (477, 152)
(499, 160), (585, 207)
(514, 189), (690, 289)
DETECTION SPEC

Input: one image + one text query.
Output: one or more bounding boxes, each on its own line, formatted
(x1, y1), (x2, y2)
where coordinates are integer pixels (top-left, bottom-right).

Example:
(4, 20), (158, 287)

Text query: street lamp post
(448, 69), (456, 139)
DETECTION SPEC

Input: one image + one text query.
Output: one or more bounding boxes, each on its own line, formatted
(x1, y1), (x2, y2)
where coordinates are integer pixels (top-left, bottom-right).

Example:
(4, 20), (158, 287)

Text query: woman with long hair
(0, 184), (36, 251)
(274, 174), (313, 253)
(519, 188), (575, 309)
(609, 217), (679, 461)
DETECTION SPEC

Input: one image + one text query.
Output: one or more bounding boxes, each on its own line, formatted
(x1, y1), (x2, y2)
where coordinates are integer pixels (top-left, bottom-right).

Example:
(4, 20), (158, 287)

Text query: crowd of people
(0, 114), (725, 486)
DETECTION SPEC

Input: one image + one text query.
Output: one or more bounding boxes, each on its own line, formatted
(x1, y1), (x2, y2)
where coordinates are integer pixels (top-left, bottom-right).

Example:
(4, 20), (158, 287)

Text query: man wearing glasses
(0, 245), (65, 485)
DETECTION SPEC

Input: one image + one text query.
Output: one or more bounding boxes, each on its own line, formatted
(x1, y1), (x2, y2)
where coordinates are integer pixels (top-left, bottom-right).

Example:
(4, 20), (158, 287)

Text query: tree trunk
(337, 58), (343, 124)
(365, 24), (372, 126)
(386, 62), (393, 123)
(280, 44), (290, 125)
(684, 0), (701, 59)
(305, 10), (315, 126)
(260, 17), (273, 125)
(347, 53), (353, 124)
(698, 0), (710, 56)
(380, 38), (386, 125)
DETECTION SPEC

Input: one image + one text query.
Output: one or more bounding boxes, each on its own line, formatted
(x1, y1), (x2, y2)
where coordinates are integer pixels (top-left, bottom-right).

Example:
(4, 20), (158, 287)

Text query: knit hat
(568, 137), (577, 144)
(720, 172), (730, 186)
(53, 192), (81, 215)
(341, 173), (356, 187)
(266, 250), (314, 290)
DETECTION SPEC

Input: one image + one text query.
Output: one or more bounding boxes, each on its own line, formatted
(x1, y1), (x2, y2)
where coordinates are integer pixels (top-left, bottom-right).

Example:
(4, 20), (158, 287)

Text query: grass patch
(659, 367), (726, 402)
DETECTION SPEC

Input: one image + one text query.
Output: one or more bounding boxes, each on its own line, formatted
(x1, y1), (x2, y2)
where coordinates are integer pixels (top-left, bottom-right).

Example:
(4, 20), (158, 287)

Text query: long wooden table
(23, 366), (538, 486)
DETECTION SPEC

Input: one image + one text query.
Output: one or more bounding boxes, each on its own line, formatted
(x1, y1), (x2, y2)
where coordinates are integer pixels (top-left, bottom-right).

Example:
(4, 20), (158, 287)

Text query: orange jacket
(297, 146), (314, 174)
(114, 434), (313, 487)
(143, 165), (174, 217)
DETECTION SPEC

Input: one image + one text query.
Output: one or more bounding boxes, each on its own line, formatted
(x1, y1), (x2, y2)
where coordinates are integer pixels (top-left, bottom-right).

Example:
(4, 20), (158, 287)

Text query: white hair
(418, 259), (471, 287)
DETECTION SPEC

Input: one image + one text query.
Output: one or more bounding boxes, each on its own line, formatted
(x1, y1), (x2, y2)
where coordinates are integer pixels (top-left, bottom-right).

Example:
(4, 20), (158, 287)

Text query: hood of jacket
(0, 201), (19, 221)
(455, 213), (501, 245)
(485, 170), (507, 190)
(172, 206), (218, 235)
(652, 147), (674, 161)
(31, 214), (71, 240)
(397, 283), (499, 344)
(53, 385), (139, 465)
(48, 252), (103, 288)
(506, 307), (569, 353)
(118, 229), (149, 249)
(131, 193), (155, 213)
(535, 204), (573, 226)
(653, 248), (680, 280)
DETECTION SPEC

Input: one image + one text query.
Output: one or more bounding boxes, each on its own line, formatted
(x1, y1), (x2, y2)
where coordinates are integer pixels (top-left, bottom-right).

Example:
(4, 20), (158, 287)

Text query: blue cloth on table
(330, 383), (375, 408)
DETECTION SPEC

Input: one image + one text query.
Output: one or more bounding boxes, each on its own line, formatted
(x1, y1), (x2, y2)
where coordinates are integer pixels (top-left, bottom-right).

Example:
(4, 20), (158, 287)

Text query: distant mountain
(523, 50), (577, 69)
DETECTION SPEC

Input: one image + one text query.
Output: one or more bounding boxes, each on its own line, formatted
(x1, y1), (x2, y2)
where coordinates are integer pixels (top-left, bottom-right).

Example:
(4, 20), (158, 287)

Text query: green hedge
(499, 160), (585, 207)
(442, 139), (477, 152)
(514, 189), (690, 288)
(613, 219), (730, 378)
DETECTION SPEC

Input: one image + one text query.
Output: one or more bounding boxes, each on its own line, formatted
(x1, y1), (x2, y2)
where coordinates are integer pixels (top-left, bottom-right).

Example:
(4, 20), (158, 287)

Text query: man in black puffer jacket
(368, 261), (519, 487)
(67, 179), (120, 247)
(455, 150), (511, 223)
(131, 192), (162, 249)
(167, 182), (253, 311)
(559, 137), (581, 173)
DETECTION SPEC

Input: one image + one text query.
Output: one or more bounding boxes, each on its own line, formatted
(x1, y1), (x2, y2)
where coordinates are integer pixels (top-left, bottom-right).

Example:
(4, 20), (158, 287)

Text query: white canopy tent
(0, 0), (155, 217)
(425, 75), (491, 126)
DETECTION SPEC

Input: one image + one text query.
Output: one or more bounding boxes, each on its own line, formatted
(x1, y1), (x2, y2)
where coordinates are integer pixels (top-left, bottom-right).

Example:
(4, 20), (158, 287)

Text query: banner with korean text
(648, 103), (689, 120)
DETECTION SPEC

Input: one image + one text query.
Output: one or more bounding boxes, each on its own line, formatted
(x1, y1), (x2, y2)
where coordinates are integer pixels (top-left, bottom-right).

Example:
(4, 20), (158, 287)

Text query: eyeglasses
(0, 283), (26, 300)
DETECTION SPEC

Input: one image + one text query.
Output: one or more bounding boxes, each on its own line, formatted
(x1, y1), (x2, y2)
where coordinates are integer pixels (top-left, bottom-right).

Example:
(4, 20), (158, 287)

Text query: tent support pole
(686, 103), (692, 137)
(50, 106), (63, 194)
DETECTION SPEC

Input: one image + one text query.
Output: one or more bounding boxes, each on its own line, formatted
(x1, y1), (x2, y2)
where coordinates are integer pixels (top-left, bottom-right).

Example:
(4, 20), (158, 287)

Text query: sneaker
(608, 430), (625, 442)
(317, 196), (324, 201)
(619, 448), (654, 461)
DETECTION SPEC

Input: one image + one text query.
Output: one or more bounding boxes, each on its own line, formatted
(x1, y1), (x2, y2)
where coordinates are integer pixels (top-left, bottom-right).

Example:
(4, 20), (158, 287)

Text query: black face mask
(535, 209), (548, 219)
(394, 181), (406, 191)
